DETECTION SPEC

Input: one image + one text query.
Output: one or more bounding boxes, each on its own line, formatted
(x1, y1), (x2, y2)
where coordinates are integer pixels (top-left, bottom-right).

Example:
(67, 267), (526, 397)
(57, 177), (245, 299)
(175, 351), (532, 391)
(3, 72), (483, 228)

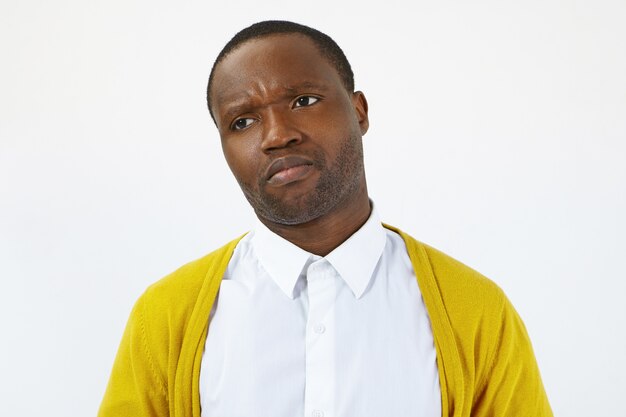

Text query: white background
(1, 0), (625, 415)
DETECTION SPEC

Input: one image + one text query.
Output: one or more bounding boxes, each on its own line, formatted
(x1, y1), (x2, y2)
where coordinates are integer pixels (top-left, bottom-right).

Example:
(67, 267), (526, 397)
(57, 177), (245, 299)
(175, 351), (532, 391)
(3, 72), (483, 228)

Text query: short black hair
(206, 20), (355, 122)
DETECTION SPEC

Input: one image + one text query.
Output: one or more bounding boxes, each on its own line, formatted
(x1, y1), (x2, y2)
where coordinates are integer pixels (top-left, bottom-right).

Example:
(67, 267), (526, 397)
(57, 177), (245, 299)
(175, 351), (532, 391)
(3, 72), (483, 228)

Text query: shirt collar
(250, 203), (387, 300)
(325, 206), (387, 299)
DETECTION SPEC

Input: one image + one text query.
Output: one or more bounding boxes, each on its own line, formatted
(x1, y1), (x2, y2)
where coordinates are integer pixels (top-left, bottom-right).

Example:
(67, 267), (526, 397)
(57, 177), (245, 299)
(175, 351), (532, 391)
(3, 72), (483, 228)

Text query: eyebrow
(221, 104), (249, 125)
(282, 81), (329, 93)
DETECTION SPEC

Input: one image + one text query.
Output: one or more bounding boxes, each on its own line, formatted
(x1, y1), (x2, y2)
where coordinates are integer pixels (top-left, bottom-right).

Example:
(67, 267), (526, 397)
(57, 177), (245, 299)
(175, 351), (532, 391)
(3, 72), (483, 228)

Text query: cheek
(222, 140), (261, 183)
(313, 102), (360, 136)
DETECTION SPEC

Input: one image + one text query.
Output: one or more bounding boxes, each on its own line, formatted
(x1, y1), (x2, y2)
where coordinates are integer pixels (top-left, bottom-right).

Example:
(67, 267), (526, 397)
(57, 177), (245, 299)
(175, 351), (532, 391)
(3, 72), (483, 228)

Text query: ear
(352, 91), (369, 135)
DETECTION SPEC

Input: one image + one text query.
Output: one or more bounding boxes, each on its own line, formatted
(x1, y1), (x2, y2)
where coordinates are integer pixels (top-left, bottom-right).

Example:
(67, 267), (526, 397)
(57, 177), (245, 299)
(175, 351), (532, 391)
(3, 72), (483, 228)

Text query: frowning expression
(210, 34), (369, 225)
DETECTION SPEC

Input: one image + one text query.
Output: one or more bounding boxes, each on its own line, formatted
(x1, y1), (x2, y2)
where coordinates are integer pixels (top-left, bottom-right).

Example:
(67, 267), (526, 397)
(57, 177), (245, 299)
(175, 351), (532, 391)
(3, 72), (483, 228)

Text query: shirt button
(313, 323), (326, 334)
(312, 410), (324, 417)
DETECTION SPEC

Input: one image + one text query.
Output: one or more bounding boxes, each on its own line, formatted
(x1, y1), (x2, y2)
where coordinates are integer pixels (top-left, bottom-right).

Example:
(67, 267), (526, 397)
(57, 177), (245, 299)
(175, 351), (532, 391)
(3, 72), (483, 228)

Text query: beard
(238, 134), (365, 226)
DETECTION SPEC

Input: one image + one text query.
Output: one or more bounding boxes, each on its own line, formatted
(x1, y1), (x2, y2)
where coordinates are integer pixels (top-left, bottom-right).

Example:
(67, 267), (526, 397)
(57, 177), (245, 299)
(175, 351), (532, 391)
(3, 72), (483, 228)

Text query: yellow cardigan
(99, 226), (552, 417)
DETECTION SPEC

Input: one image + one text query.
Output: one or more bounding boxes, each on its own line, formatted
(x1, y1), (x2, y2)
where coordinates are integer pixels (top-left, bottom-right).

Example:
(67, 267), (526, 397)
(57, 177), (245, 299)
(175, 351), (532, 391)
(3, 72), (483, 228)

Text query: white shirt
(200, 207), (441, 417)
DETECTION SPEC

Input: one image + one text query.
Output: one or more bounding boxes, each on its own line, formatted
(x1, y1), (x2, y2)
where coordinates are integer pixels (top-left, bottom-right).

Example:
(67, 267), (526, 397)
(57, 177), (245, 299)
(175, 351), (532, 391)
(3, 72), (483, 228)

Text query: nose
(261, 108), (302, 152)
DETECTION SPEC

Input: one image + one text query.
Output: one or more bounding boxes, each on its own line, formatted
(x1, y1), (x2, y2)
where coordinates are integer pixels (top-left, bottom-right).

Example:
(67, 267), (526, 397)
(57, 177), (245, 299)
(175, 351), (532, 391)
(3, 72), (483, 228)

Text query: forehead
(210, 34), (344, 111)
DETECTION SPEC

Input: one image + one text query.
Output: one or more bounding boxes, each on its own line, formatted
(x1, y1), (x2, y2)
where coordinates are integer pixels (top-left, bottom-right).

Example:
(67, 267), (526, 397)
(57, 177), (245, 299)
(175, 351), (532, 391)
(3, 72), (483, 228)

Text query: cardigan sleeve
(471, 294), (553, 417)
(98, 294), (169, 417)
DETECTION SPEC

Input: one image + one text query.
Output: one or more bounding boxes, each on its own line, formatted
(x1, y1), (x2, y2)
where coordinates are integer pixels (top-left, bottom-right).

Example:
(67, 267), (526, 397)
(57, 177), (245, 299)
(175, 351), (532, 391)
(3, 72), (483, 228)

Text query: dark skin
(210, 34), (371, 256)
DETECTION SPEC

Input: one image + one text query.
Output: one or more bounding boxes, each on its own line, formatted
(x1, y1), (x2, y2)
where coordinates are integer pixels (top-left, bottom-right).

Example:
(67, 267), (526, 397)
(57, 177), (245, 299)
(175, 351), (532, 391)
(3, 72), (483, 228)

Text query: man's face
(210, 34), (369, 225)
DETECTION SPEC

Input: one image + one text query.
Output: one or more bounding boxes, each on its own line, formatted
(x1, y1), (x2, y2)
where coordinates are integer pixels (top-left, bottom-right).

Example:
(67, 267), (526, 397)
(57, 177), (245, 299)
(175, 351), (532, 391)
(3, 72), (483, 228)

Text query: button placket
(313, 323), (326, 334)
(304, 260), (336, 417)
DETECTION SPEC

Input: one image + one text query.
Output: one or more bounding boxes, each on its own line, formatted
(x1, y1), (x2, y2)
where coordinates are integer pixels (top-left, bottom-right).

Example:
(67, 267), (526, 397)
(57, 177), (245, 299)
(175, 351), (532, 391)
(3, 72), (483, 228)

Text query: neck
(258, 192), (371, 257)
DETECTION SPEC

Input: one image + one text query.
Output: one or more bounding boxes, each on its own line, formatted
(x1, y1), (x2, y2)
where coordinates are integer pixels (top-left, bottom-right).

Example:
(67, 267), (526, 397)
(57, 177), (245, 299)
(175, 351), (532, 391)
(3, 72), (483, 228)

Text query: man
(99, 20), (552, 417)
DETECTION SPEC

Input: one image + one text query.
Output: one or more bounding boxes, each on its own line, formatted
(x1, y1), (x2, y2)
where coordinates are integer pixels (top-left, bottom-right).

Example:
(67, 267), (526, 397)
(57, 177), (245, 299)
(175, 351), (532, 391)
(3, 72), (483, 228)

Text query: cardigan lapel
(384, 224), (465, 417)
(175, 235), (245, 417)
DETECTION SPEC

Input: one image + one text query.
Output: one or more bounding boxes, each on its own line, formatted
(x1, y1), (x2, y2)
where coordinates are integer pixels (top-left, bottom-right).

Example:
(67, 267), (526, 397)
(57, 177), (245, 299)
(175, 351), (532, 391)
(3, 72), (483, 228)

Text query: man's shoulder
(138, 234), (246, 312)
(388, 224), (509, 326)
(420, 239), (505, 305)
(390, 225), (527, 390)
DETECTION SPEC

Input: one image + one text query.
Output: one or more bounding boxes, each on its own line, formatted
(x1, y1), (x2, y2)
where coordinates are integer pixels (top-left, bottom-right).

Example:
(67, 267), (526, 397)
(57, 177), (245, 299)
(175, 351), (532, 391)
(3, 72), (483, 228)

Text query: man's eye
(232, 118), (254, 130)
(294, 96), (319, 108)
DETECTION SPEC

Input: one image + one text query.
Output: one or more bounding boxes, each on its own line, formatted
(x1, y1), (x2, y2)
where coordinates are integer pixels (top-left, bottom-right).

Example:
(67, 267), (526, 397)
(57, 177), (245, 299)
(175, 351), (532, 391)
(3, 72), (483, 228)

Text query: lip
(265, 155), (315, 185)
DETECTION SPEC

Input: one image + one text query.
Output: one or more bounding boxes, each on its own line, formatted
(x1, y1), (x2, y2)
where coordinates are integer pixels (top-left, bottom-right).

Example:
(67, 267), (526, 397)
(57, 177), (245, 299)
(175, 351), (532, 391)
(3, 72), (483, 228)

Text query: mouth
(265, 155), (315, 186)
